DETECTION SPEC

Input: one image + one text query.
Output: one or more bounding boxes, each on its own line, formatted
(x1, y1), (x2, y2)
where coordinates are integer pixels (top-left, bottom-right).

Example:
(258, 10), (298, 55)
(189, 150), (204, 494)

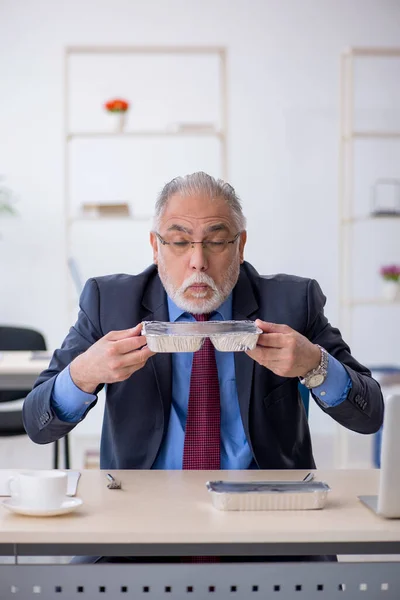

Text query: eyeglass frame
(154, 231), (242, 253)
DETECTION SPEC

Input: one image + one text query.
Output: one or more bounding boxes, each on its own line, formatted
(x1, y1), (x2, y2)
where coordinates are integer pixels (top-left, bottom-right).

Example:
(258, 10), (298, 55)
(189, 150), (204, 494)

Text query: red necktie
(182, 313), (221, 470)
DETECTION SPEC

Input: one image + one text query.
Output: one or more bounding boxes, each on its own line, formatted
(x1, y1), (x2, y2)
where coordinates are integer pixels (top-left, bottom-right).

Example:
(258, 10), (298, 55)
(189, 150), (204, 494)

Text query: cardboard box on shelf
(81, 202), (130, 218)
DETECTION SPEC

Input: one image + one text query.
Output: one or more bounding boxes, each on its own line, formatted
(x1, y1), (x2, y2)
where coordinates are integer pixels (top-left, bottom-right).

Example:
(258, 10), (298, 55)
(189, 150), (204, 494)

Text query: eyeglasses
(155, 232), (241, 256)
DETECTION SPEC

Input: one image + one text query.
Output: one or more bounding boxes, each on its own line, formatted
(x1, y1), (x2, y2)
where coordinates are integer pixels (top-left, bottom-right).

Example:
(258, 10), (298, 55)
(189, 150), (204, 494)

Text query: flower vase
(115, 111), (127, 133)
(382, 280), (400, 302)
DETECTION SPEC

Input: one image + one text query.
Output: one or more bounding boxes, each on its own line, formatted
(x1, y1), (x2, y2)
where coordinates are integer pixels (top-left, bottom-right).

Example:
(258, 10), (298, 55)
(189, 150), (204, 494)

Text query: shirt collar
(167, 293), (233, 322)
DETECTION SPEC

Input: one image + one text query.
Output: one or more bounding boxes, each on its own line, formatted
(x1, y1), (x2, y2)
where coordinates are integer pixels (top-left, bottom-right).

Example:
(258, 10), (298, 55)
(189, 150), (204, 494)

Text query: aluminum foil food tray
(206, 480), (330, 511)
(142, 320), (262, 353)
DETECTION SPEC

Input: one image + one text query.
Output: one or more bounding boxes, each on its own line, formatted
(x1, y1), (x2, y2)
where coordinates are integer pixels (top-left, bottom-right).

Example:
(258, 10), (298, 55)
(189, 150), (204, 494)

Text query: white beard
(158, 259), (240, 315)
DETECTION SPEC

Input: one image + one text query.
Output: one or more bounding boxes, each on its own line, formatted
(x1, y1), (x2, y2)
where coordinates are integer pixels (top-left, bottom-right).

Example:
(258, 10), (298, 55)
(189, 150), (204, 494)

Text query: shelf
(341, 298), (400, 307)
(66, 45), (225, 55)
(338, 46), (400, 469)
(67, 130), (224, 141)
(342, 132), (400, 140)
(341, 214), (400, 224)
(67, 215), (152, 224)
(345, 47), (400, 57)
(64, 45), (228, 324)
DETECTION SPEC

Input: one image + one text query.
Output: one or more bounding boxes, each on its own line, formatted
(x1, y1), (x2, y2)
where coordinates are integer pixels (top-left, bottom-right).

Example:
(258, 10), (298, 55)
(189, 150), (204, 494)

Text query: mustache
(181, 273), (218, 293)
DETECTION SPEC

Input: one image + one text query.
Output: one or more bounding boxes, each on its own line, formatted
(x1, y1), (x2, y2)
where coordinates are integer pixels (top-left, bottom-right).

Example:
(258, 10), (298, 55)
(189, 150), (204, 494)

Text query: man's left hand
(246, 319), (321, 378)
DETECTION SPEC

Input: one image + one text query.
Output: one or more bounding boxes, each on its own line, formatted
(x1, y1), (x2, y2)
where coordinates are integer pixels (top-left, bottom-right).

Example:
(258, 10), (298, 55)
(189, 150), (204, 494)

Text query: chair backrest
(0, 326), (46, 405)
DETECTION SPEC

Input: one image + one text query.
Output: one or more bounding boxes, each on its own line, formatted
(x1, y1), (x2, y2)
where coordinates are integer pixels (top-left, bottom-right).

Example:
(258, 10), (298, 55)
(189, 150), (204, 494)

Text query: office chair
(0, 326), (70, 469)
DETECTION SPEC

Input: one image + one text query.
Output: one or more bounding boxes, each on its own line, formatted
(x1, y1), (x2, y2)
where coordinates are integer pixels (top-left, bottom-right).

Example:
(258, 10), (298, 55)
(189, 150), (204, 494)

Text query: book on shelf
(81, 202), (130, 218)
(167, 122), (218, 134)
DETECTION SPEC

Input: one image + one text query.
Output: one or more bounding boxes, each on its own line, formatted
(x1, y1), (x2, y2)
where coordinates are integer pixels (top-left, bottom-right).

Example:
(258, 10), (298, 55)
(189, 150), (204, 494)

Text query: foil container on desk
(206, 480), (331, 511)
(142, 320), (262, 353)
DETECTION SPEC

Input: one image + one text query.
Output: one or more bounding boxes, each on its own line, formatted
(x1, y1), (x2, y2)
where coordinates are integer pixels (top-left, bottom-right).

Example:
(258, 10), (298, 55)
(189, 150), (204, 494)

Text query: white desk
(0, 351), (50, 390)
(1, 469), (400, 557)
(1, 469), (400, 599)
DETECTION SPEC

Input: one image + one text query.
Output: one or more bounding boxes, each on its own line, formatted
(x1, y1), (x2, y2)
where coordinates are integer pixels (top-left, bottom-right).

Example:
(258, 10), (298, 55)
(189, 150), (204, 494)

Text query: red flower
(104, 98), (129, 112)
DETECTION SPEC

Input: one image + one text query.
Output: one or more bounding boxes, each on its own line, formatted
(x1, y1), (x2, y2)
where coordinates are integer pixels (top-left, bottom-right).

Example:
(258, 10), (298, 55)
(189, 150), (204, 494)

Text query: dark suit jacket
(23, 262), (383, 469)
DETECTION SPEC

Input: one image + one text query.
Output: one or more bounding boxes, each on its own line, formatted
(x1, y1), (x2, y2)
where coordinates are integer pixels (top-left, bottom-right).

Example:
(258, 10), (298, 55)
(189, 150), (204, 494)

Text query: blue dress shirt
(52, 295), (352, 468)
(152, 295), (252, 469)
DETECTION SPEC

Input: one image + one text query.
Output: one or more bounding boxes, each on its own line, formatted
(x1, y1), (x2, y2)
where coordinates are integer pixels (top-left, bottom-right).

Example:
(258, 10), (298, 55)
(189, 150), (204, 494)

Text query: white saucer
(1, 497), (83, 517)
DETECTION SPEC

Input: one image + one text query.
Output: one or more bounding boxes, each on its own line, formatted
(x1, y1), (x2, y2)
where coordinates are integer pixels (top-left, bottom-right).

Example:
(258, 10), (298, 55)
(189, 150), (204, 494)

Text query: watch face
(308, 374), (325, 388)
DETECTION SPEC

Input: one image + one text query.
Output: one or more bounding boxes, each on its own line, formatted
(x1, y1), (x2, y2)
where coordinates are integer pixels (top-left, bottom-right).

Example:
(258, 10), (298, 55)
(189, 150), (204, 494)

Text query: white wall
(1, 0), (400, 464)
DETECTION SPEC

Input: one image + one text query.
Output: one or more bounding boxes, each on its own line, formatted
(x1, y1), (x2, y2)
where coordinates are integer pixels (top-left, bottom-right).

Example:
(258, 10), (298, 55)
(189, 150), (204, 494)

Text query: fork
(106, 473), (122, 490)
(248, 472), (315, 486)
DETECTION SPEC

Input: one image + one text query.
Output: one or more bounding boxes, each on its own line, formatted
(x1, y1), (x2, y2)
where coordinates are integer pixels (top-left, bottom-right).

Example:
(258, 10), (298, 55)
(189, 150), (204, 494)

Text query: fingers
(255, 319), (291, 334)
(111, 346), (156, 380)
(138, 346), (156, 361)
(105, 345), (155, 381)
(246, 347), (268, 368)
(113, 335), (148, 355)
(109, 344), (155, 371)
(105, 323), (143, 341)
(124, 345), (156, 367)
(247, 346), (281, 365)
(256, 333), (286, 348)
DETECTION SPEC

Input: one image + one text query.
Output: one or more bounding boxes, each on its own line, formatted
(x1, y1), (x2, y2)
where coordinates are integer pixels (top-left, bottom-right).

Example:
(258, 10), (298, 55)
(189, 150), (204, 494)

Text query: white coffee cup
(8, 470), (68, 509)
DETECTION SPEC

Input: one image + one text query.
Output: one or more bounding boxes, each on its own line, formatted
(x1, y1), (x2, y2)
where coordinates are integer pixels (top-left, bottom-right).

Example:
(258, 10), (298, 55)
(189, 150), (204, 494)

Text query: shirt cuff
(51, 365), (97, 423)
(311, 353), (352, 408)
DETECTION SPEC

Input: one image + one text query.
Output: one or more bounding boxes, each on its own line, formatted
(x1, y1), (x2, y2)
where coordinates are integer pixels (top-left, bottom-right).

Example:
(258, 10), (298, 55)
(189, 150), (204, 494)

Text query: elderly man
(23, 172), (383, 472)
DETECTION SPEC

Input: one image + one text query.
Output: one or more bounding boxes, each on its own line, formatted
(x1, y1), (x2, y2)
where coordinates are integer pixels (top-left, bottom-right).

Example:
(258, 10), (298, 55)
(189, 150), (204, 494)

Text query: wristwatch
(299, 345), (329, 389)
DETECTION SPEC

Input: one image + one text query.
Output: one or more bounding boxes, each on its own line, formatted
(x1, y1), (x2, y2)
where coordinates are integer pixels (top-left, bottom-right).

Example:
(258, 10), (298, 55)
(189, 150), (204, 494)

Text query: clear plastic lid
(206, 481), (331, 494)
(142, 320), (262, 352)
(142, 320), (262, 336)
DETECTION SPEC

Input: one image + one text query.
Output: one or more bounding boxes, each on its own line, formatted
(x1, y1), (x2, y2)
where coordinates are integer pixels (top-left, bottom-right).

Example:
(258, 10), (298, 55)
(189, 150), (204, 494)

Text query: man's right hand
(69, 323), (155, 393)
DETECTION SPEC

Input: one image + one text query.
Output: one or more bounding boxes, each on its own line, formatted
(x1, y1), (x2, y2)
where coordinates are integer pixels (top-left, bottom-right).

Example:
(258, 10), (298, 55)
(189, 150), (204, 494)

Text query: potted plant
(0, 177), (17, 216)
(0, 176), (18, 239)
(380, 264), (400, 301)
(104, 98), (130, 132)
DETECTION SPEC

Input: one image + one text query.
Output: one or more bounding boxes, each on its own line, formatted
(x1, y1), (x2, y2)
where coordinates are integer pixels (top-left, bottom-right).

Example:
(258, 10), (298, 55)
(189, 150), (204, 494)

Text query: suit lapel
(142, 272), (172, 432)
(233, 265), (259, 442)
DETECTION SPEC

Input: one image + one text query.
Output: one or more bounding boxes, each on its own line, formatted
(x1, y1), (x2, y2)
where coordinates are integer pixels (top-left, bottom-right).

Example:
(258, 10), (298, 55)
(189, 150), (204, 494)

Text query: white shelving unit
(338, 47), (400, 468)
(63, 45), (228, 314)
(63, 46), (228, 465)
(67, 131), (225, 140)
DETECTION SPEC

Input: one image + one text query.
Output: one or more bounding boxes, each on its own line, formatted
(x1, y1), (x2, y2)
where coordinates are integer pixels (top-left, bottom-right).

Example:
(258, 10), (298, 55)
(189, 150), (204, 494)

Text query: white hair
(152, 171), (246, 231)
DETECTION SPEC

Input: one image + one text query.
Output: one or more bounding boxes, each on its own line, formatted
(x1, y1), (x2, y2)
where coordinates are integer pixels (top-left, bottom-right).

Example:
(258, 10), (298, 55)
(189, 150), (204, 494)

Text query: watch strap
(299, 345), (329, 389)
